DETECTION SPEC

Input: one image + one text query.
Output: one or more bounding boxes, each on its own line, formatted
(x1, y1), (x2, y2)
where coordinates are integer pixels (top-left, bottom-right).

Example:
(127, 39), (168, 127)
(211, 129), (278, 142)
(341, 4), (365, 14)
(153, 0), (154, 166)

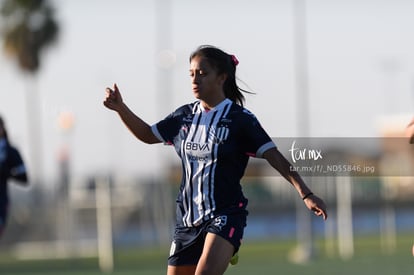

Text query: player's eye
(189, 69), (208, 77)
(198, 70), (207, 76)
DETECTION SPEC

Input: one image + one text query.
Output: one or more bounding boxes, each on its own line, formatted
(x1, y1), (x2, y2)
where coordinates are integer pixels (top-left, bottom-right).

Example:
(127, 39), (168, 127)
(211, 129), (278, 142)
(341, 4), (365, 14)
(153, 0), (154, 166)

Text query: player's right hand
(103, 83), (123, 111)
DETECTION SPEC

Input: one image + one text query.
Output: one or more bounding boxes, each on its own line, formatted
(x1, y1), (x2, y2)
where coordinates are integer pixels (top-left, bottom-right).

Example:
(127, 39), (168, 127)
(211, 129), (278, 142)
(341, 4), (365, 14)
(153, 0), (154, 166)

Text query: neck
(201, 96), (226, 110)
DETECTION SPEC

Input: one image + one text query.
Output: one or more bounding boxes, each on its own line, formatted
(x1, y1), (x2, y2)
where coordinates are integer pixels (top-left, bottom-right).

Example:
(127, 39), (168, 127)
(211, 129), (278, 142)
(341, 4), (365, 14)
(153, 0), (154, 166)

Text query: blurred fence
(1, 170), (413, 263)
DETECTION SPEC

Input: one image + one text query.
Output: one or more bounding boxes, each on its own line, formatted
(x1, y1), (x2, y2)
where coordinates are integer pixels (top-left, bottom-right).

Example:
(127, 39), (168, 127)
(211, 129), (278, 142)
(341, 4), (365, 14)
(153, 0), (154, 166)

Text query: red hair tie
(230, 54), (239, 66)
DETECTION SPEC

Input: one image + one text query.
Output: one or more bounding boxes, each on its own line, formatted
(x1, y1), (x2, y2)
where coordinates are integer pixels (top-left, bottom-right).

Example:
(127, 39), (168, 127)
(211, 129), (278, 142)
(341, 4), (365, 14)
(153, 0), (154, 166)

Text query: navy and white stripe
(179, 100), (231, 226)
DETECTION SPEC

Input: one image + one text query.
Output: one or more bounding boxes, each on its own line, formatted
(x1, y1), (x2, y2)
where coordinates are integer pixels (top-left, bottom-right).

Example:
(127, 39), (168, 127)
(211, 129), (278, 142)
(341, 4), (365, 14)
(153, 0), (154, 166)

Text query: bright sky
(0, 0), (413, 184)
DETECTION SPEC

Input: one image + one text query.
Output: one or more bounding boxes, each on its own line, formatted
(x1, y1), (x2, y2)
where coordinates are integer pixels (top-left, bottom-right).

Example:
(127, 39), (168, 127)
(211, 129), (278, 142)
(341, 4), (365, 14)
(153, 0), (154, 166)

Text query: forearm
(278, 163), (313, 198)
(285, 170), (313, 199)
(264, 148), (328, 220)
(264, 148), (312, 198)
(116, 103), (160, 144)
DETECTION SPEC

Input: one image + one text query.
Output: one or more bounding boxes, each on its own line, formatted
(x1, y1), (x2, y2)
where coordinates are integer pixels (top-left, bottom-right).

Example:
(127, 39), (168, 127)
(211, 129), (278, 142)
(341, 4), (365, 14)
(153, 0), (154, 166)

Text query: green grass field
(1, 234), (413, 275)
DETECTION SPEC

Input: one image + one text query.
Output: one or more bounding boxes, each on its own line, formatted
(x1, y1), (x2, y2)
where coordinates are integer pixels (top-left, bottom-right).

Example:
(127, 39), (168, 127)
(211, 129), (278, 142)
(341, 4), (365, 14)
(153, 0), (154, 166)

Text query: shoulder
(169, 102), (196, 117)
(7, 145), (22, 157)
(0, 143), (22, 163)
(229, 104), (259, 121)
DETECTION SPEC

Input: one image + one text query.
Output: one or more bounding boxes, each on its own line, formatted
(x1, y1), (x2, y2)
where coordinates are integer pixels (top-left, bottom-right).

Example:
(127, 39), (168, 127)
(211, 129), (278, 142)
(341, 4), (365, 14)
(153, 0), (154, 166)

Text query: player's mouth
(192, 86), (200, 93)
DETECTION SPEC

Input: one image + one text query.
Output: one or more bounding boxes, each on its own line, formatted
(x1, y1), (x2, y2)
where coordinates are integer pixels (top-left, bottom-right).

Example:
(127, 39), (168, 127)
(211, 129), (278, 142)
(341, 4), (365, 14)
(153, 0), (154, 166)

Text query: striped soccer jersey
(151, 99), (275, 227)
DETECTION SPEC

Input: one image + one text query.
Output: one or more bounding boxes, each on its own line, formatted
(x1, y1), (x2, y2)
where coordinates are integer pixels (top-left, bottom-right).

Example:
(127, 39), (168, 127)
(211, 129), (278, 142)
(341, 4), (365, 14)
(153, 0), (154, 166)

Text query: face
(189, 56), (226, 105)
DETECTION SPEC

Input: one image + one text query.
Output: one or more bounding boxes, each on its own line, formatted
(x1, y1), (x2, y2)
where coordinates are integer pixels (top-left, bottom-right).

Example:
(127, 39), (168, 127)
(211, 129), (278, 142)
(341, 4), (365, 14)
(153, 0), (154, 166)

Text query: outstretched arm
(263, 147), (327, 220)
(103, 84), (161, 144)
(406, 117), (414, 144)
(11, 166), (28, 185)
(9, 148), (29, 186)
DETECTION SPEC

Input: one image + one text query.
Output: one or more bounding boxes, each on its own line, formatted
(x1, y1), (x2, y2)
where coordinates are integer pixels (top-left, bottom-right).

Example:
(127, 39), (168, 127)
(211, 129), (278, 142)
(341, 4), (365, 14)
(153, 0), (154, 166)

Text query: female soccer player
(0, 116), (28, 238)
(103, 45), (327, 275)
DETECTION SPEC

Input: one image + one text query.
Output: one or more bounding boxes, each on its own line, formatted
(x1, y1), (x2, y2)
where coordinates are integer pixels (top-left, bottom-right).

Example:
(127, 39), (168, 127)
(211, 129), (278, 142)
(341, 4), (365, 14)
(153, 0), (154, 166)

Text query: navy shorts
(168, 203), (248, 266)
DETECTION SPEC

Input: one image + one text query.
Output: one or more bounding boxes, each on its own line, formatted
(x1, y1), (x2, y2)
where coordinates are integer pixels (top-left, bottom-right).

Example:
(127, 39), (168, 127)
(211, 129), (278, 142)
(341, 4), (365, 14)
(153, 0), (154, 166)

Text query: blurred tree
(1, 0), (58, 72)
(0, 0), (59, 183)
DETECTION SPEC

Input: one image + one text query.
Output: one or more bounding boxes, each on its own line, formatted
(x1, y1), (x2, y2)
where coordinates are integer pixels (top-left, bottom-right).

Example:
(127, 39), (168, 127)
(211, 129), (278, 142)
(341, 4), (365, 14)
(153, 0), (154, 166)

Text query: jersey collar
(199, 98), (232, 113)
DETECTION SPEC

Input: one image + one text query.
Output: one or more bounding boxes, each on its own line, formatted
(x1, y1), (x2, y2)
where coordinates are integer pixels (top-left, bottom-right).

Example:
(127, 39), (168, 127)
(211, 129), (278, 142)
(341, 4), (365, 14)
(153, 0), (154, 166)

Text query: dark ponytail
(189, 45), (251, 107)
(0, 116), (8, 142)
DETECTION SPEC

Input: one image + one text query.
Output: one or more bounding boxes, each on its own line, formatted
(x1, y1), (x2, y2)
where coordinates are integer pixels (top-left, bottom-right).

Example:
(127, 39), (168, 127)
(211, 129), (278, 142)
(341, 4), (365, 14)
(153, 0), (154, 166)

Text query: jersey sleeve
(9, 147), (28, 182)
(151, 104), (192, 144)
(241, 110), (276, 158)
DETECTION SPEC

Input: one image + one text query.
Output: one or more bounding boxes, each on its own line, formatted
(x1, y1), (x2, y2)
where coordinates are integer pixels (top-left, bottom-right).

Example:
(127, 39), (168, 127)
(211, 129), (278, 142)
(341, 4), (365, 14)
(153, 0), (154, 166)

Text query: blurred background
(0, 0), (413, 274)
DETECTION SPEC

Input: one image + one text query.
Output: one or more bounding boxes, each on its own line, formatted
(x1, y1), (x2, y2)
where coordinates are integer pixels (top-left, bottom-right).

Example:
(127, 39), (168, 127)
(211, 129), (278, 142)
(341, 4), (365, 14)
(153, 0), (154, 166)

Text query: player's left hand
(304, 194), (327, 220)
